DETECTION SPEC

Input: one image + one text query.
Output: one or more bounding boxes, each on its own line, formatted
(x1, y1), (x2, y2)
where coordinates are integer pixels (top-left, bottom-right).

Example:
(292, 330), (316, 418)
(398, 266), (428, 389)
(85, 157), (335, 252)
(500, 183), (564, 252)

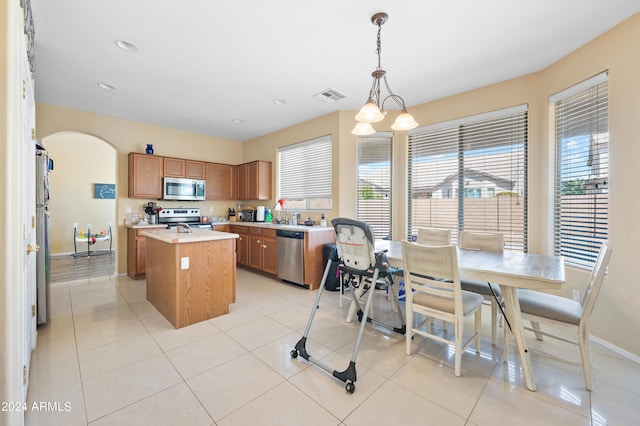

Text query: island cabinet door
(261, 229), (278, 275)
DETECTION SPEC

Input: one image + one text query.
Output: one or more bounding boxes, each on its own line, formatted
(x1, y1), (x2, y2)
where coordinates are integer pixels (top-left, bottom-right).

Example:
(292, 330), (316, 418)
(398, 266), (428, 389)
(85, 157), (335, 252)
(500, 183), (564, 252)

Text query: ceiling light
(232, 119), (244, 124)
(273, 99), (286, 105)
(97, 82), (115, 91)
(115, 40), (139, 52)
(351, 12), (418, 135)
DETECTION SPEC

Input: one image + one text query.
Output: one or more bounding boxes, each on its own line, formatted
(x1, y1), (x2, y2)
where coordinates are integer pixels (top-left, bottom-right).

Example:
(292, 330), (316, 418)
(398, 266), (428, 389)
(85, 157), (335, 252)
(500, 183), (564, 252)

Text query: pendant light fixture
(351, 12), (418, 136)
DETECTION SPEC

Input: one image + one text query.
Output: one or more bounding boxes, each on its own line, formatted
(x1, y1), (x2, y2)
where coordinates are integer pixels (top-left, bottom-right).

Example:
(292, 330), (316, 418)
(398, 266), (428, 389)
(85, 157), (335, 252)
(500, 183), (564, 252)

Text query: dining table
(375, 240), (565, 391)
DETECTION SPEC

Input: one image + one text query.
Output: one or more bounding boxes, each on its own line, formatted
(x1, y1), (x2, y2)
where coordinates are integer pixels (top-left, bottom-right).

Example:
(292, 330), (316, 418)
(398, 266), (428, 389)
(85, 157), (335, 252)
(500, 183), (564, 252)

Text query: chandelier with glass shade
(351, 12), (419, 136)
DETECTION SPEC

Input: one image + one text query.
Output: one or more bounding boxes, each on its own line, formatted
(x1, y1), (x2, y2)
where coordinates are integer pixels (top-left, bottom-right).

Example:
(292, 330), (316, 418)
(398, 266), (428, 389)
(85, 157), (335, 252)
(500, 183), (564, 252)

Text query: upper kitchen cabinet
(164, 158), (205, 179)
(129, 153), (163, 199)
(206, 162), (234, 200)
(186, 160), (205, 179)
(236, 160), (272, 200)
(163, 157), (185, 177)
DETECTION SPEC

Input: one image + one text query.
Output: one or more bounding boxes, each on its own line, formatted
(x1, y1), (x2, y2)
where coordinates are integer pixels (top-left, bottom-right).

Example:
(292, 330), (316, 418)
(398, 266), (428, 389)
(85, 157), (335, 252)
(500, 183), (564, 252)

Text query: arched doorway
(42, 132), (117, 279)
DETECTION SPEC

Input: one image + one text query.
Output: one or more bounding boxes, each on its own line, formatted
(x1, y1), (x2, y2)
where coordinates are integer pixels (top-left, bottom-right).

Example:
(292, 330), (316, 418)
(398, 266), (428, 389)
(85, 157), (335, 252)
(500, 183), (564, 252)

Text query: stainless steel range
(158, 208), (212, 229)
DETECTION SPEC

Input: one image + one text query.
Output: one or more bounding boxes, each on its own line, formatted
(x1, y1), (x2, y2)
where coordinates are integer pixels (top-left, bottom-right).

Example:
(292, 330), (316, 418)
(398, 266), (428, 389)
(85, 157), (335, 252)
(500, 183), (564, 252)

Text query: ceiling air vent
(313, 88), (346, 103)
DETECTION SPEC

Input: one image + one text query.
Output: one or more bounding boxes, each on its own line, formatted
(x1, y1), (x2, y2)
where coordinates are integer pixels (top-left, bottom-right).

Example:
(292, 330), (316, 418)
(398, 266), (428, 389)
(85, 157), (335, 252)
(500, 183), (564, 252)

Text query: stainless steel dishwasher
(276, 230), (305, 286)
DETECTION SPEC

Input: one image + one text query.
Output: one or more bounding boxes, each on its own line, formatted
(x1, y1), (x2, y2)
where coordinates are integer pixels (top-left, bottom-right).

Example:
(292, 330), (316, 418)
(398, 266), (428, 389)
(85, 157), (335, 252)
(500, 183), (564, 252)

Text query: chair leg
(530, 321), (544, 341)
(491, 300), (498, 346)
(405, 304), (413, 356)
(503, 324), (509, 363)
(454, 317), (463, 377)
(579, 328), (593, 391)
(475, 309), (481, 353)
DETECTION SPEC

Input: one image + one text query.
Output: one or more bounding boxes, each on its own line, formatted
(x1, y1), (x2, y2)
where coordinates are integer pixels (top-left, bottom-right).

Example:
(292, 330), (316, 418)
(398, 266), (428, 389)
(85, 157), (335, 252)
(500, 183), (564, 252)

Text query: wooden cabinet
(248, 227), (264, 270)
(236, 160), (272, 200)
(128, 153), (163, 199)
(230, 223), (334, 288)
(261, 229), (278, 275)
(164, 157), (185, 177)
(206, 162), (234, 199)
(186, 160), (205, 179)
(165, 157), (205, 179)
(212, 223), (230, 232)
(234, 225), (277, 275)
(145, 235), (236, 328)
(127, 228), (148, 279)
(230, 225), (249, 266)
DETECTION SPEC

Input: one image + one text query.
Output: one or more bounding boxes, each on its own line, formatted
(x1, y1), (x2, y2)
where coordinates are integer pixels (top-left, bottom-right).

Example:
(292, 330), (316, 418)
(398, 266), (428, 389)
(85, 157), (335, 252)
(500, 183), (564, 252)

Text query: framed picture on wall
(94, 183), (116, 199)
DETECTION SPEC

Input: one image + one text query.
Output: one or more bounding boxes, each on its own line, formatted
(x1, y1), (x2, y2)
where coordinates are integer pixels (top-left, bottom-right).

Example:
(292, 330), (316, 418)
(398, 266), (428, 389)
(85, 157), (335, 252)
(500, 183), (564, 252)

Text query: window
(407, 105), (528, 250)
(551, 72), (608, 267)
(357, 134), (392, 239)
(278, 135), (332, 210)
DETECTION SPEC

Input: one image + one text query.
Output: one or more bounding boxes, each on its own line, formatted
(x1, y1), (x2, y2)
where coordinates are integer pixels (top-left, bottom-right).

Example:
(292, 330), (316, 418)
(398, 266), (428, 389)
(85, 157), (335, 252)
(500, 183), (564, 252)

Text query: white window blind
(357, 134), (392, 239)
(279, 135), (332, 205)
(408, 106), (528, 250)
(552, 73), (608, 267)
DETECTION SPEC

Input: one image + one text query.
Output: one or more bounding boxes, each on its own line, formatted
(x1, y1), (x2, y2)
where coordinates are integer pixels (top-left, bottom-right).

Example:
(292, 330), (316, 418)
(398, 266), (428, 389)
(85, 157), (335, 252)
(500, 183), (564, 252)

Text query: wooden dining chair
(504, 243), (612, 390)
(402, 240), (483, 377)
(458, 230), (504, 345)
(417, 227), (452, 246)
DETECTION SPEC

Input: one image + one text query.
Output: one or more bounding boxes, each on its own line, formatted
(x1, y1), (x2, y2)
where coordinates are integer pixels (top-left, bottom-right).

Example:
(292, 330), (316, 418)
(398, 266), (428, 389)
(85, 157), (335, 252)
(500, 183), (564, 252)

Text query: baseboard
(591, 335), (640, 364)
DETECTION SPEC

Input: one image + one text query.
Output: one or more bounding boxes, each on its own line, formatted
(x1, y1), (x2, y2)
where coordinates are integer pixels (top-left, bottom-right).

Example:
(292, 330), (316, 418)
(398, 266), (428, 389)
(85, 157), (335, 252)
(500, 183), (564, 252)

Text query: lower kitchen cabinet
(127, 228), (147, 279)
(261, 229), (278, 275)
(212, 223), (230, 232)
(230, 225), (249, 266)
(233, 225), (277, 276)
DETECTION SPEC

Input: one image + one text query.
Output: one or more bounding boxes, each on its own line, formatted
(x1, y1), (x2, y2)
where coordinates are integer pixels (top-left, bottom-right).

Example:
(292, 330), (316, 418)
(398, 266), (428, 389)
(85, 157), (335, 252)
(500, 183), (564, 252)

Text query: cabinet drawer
(230, 225), (248, 234)
(262, 228), (277, 238)
(249, 227), (263, 236)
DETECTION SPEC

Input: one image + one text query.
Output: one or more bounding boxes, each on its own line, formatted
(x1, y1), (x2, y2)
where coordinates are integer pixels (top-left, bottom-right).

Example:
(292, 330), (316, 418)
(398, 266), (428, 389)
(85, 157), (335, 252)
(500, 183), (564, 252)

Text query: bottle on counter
(265, 209), (273, 223)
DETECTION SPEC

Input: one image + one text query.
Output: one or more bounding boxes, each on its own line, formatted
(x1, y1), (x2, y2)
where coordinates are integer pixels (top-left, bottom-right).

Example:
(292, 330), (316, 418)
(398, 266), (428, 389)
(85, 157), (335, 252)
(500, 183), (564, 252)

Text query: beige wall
(34, 13), (640, 357)
(35, 104), (244, 274)
(44, 133), (117, 254)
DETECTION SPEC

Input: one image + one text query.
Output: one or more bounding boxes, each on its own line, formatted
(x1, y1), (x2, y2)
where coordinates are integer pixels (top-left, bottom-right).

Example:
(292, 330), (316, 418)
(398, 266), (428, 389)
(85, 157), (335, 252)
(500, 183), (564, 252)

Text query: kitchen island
(141, 228), (239, 328)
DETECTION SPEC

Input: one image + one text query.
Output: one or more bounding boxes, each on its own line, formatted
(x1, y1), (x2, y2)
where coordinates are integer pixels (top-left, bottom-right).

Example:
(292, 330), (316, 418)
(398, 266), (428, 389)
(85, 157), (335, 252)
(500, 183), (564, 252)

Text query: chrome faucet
(177, 223), (192, 233)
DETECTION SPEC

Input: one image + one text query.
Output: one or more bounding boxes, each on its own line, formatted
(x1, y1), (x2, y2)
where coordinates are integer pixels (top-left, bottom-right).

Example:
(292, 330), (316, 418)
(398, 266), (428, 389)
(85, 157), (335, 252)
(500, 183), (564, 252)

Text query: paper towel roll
(256, 206), (265, 222)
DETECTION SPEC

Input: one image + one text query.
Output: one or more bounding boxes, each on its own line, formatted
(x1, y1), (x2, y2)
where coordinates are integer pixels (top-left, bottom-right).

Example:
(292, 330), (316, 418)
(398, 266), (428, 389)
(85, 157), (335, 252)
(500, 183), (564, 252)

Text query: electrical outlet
(209, 207), (214, 212)
(125, 205), (132, 214)
(181, 257), (189, 270)
(572, 289), (580, 301)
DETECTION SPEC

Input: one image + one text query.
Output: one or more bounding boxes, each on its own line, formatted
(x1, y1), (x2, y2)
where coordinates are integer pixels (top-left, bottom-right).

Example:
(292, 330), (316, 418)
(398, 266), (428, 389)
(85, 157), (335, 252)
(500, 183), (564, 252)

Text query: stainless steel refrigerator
(36, 145), (51, 324)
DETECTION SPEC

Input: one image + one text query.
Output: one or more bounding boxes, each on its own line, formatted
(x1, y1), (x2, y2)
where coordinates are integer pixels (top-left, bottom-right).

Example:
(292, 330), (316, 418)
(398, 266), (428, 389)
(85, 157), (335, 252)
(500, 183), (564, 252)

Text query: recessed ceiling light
(97, 82), (116, 91)
(273, 99), (286, 105)
(232, 119), (244, 124)
(115, 40), (139, 52)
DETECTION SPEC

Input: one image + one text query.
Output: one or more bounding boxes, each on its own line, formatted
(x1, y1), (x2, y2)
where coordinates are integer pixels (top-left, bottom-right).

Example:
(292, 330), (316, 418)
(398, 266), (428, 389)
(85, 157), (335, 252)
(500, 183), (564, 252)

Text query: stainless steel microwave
(162, 177), (206, 201)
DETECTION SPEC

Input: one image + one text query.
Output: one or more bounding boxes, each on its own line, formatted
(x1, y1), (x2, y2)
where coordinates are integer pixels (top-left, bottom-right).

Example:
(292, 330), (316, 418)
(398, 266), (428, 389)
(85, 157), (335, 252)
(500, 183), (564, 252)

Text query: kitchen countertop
(141, 228), (239, 244)
(126, 221), (230, 229)
(229, 222), (334, 233)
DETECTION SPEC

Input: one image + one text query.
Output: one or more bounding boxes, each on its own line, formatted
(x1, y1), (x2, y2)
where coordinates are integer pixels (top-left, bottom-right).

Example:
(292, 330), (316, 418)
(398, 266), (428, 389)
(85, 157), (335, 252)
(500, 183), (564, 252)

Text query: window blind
(279, 135), (332, 200)
(408, 106), (528, 250)
(553, 74), (608, 267)
(357, 134), (392, 239)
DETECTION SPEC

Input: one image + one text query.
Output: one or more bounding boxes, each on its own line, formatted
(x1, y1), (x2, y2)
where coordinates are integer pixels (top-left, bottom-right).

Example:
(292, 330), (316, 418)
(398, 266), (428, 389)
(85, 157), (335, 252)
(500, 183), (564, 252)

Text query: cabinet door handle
(262, 244), (267, 248)
(256, 239), (261, 244)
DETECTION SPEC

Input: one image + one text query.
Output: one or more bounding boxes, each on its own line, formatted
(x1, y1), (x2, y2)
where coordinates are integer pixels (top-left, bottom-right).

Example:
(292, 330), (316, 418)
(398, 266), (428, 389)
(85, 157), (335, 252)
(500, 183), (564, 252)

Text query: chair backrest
(401, 240), (462, 311)
(417, 227), (452, 246)
(459, 230), (504, 253)
(580, 243), (612, 323)
(331, 217), (376, 273)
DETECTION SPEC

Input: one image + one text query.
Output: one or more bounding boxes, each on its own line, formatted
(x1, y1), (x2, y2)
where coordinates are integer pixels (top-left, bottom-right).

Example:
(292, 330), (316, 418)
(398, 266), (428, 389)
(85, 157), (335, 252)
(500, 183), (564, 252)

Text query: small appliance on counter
(256, 206), (266, 222)
(241, 208), (256, 222)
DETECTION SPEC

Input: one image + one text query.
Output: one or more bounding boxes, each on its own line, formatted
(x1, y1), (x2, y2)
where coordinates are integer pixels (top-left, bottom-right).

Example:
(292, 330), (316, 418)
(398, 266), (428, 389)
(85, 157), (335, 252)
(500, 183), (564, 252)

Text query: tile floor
(26, 268), (640, 425)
